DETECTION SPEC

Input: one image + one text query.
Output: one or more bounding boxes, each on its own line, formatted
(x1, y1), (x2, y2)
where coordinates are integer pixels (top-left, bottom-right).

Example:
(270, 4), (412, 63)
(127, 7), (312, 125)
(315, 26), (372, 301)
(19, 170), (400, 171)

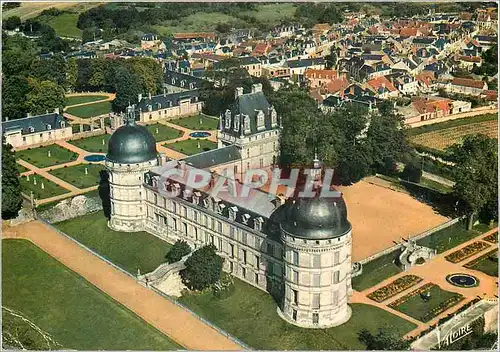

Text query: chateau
(105, 85), (353, 328)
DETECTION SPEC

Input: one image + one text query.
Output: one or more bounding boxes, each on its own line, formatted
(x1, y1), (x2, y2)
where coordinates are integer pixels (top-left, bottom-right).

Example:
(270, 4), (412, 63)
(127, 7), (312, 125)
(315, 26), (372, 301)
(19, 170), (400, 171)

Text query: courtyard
(2, 239), (180, 350)
(144, 123), (183, 142)
(16, 144), (79, 168)
(65, 94), (108, 106)
(66, 101), (113, 118)
(68, 134), (111, 153)
(20, 174), (69, 199)
(164, 138), (218, 156)
(49, 164), (104, 189)
(170, 114), (219, 130)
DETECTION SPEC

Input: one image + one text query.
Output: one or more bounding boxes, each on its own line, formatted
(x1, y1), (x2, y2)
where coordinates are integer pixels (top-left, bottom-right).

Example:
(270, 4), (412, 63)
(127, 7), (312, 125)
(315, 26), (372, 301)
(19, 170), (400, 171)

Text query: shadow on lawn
(98, 170), (111, 219)
(399, 180), (459, 218)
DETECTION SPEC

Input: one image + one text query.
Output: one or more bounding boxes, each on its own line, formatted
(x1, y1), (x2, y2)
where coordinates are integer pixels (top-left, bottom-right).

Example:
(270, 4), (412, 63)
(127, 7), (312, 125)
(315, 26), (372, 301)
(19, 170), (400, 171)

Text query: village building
(136, 90), (203, 123)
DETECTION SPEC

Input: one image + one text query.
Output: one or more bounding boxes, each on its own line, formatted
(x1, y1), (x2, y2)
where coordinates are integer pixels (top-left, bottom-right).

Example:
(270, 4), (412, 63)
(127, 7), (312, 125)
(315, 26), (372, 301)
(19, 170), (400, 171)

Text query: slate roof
(3, 113), (67, 135)
(182, 145), (241, 169)
(286, 58), (325, 68)
(164, 70), (208, 89)
(137, 90), (200, 112)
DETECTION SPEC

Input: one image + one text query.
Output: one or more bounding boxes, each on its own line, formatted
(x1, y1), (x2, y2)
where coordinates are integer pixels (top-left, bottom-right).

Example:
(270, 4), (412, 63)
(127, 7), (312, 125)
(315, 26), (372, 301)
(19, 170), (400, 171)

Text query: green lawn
(2, 239), (180, 350)
(419, 177), (453, 194)
(20, 174), (69, 199)
(17, 163), (29, 174)
(465, 249), (498, 277)
(144, 123), (183, 142)
(352, 252), (403, 291)
(66, 101), (112, 118)
(391, 285), (464, 323)
(416, 221), (490, 254)
(170, 114), (219, 130)
(179, 279), (416, 350)
(153, 12), (237, 34)
(68, 134), (111, 153)
(49, 164), (103, 189)
(65, 95), (108, 106)
(165, 139), (217, 156)
(240, 3), (297, 23)
(55, 211), (172, 274)
(16, 144), (78, 168)
(39, 12), (82, 38)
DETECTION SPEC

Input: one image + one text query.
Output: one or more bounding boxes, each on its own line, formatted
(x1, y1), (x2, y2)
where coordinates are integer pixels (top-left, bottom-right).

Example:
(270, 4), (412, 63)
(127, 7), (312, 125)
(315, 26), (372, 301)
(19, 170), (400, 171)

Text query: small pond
(446, 273), (479, 288)
(189, 131), (211, 138)
(84, 154), (106, 162)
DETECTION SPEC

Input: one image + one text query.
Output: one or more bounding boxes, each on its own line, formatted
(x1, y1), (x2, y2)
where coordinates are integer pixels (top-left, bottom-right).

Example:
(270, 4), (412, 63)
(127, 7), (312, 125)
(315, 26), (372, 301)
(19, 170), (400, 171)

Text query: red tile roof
(304, 69), (338, 80)
(451, 78), (486, 89)
(459, 56), (482, 63)
(173, 32), (216, 40)
(366, 76), (397, 92)
(323, 77), (349, 94)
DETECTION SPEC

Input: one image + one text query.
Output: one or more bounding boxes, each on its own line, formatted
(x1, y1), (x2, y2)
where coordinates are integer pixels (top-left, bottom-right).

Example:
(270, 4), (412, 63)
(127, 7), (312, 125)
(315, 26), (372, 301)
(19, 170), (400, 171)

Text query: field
(20, 174), (69, 199)
(38, 12), (81, 38)
(239, 3), (297, 24)
(153, 12), (236, 35)
(68, 134), (111, 153)
(66, 101), (113, 118)
(337, 179), (449, 262)
(144, 123), (183, 142)
(16, 144), (78, 168)
(170, 114), (219, 131)
(179, 279), (416, 350)
(49, 164), (104, 189)
(2, 2), (95, 20)
(410, 120), (498, 151)
(406, 113), (498, 137)
(55, 211), (172, 274)
(165, 139), (218, 156)
(65, 95), (108, 106)
(390, 285), (464, 323)
(2, 239), (179, 350)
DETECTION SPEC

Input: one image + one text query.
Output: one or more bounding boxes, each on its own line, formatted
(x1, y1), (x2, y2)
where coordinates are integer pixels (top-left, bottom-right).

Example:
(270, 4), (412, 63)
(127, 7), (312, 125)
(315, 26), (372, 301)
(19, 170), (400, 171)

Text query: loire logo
(441, 323), (473, 347)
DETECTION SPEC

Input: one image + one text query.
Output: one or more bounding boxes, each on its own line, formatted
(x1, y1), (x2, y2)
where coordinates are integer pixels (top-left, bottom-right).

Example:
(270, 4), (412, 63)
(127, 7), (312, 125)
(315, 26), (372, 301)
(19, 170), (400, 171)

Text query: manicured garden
(2, 239), (180, 350)
(65, 95), (108, 106)
(170, 114), (219, 130)
(388, 283), (464, 323)
(17, 163), (29, 174)
(49, 164), (104, 189)
(16, 145), (78, 168)
(144, 123), (183, 142)
(445, 241), (491, 263)
(367, 275), (423, 303)
(483, 231), (498, 244)
(165, 139), (218, 156)
(179, 279), (416, 350)
(20, 174), (69, 199)
(352, 252), (402, 291)
(55, 211), (171, 274)
(464, 249), (498, 277)
(416, 221), (490, 254)
(68, 134), (111, 153)
(66, 101), (112, 118)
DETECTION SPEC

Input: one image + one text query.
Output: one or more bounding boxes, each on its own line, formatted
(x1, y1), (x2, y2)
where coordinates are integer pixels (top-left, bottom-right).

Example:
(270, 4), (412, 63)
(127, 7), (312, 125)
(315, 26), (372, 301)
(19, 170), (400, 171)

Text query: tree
(448, 134), (498, 229)
(25, 79), (66, 115)
(2, 75), (30, 121)
(401, 158), (423, 183)
(358, 328), (411, 350)
(112, 67), (142, 113)
(180, 245), (224, 291)
(29, 54), (68, 87)
(2, 137), (23, 219)
(66, 58), (78, 91)
(165, 240), (192, 264)
(3, 16), (21, 30)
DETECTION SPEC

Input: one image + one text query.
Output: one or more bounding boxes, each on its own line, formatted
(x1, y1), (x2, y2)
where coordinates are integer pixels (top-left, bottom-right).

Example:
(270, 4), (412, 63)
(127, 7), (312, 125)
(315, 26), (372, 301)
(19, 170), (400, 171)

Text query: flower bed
(445, 241), (491, 263)
(388, 283), (434, 308)
(464, 248), (498, 268)
(420, 295), (465, 323)
(368, 275), (423, 303)
(483, 232), (498, 244)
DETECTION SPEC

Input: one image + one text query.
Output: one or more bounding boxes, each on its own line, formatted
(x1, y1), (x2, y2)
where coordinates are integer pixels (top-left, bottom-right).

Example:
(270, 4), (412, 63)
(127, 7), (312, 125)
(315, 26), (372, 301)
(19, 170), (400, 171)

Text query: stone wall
(39, 194), (103, 223)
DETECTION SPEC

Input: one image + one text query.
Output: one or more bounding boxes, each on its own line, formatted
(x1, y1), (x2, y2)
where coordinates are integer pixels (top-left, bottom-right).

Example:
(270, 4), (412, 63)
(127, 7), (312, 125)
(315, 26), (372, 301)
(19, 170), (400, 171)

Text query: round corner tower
(277, 186), (353, 328)
(105, 106), (159, 232)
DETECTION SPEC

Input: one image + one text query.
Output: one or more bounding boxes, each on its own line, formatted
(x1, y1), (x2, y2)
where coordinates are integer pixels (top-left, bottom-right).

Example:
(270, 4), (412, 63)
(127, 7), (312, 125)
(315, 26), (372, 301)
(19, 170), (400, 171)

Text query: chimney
(163, 88), (167, 97)
(235, 87), (244, 99)
(148, 92), (152, 100)
(251, 83), (262, 93)
(54, 107), (60, 115)
(138, 93), (143, 102)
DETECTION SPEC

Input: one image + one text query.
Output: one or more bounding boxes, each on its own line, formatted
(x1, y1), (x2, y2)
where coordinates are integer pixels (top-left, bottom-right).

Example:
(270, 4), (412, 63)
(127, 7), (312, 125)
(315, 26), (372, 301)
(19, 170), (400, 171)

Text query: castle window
(230, 244), (235, 258)
(312, 294), (320, 309)
(183, 223), (187, 234)
(267, 243), (273, 256)
(313, 274), (320, 287)
(241, 232), (247, 244)
(334, 251), (340, 265)
(256, 110), (265, 130)
(292, 309), (297, 321)
(234, 114), (240, 132)
(312, 254), (321, 268)
(172, 202), (177, 213)
(193, 211), (198, 222)
(312, 313), (319, 324)
(243, 115), (251, 134)
(242, 267), (246, 278)
(229, 226), (235, 238)
(292, 269), (298, 283)
(182, 206), (187, 217)
(225, 110), (232, 129)
(243, 250), (247, 264)
(292, 250), (299, 265)
(332, 290), (339, 305)
(255, 255), (260, 268)
(292, 289), (298, 305)
(333, 270), (340, 284)
(217, 221), (222, 232)
(254, 273), (259, 284)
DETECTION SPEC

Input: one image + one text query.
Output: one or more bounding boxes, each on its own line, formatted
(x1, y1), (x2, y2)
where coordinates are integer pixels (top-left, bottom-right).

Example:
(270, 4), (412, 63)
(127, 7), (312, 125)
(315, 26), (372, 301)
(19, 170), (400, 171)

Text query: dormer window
(46, 124), (52, 130)
(180, 80), (185, 87)
(217, 202), (226, 215)
(168, 100), (172, 107)
(28, 126), (35, 133)
(192, 191), (201, 205)
(225, 110), (232, 129)
(242, 213), (251, 225)
(229, 206), (238, 221)
(190, 83), (194, 89)
(254, 217), (264, 231)
(171, 78), (176, 85)
(157, 103), (162, 109)
(256, 110), (265, 131)
(148, 105), (153, 112)
(60, 121), (66, 128)
(270, 107), (277, 127)
(202, 197), (210, 209)
(234, 114), (240, 132)
(243, 115), (251, 134)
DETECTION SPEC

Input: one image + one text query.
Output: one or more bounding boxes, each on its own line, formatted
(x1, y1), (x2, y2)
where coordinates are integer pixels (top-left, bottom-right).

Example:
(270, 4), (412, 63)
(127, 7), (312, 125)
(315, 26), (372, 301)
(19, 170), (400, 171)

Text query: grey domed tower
(278, 168), (353, 328)
(105, 105), (159, 232)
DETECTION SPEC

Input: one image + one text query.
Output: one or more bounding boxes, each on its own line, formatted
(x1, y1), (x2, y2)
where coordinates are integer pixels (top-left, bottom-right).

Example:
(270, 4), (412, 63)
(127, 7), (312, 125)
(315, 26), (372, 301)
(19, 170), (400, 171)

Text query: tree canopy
(358, 327), (411, 350)
(180, 245), (224, 291)
(165, 240), (192, 264)
(2, 137), (23, 220)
